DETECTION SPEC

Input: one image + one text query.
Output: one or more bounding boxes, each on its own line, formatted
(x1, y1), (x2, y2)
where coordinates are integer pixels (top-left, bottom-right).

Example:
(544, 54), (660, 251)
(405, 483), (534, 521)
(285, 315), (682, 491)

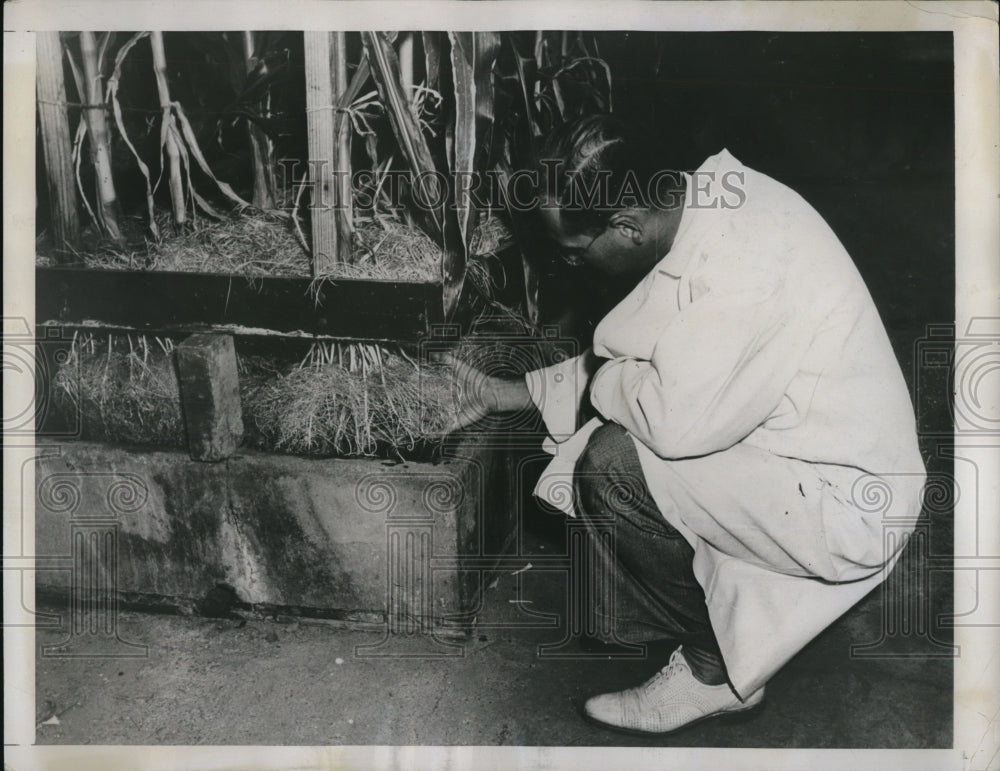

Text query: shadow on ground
(35, 503), (952, 748)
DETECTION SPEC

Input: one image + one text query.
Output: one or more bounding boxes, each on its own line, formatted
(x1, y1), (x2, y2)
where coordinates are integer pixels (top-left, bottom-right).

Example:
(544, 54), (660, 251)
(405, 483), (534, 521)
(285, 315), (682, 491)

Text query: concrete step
(34, 435), (520, 633)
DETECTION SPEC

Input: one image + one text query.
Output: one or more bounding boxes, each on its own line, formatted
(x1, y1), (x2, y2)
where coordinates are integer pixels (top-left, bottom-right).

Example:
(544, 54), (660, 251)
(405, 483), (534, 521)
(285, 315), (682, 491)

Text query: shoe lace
(650, 649), (687, 685)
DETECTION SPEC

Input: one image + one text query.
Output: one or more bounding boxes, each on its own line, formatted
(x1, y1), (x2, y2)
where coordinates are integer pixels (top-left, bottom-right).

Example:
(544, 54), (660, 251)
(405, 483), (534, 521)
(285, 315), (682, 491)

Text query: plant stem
(242, 31), (276, 209)
(398, 32), (415, 107)
(79, 30), (123, 243)
(149, 31), (186, 228)
(332, 31), (353, 262)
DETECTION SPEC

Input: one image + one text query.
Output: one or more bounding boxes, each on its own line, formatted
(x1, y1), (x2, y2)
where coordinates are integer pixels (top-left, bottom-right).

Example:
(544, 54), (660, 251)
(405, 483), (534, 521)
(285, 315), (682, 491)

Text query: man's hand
(445, 355), (534, 432)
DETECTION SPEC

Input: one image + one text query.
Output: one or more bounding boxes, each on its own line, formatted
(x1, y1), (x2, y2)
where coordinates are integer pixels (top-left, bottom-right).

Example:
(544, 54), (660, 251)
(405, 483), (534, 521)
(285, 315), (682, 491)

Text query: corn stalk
(360, 31), (504, 317)
(496, 31), (614, 323)
(242, 31), (276, 210)
(332, 32), (354, 261)
(150, 31), (187, 227)
(362, 32), (444, 240)
(398, 32), (415, 108)
(447, 32), (501, 256)
(78, 31), (123, 243)
(422, 31), (443, 96)
(149, 32), (253, 231)
(107, 32), (158, 239)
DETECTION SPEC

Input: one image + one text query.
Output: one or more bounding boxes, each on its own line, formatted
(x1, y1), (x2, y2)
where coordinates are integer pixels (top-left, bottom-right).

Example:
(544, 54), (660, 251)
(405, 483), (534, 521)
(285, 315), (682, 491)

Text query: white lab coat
(527, 150), (926, 698)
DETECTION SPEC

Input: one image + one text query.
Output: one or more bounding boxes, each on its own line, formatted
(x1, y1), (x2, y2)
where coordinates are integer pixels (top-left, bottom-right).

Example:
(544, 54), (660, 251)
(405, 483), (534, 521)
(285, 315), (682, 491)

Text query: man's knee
(576, 422), (636, 481)
(575, 423), (647, 522)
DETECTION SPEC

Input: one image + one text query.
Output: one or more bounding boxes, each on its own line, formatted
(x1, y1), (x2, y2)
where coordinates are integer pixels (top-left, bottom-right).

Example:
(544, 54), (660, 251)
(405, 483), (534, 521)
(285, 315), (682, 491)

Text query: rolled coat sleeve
(524, 350), (598, 443)
(589, 261), (807, 459)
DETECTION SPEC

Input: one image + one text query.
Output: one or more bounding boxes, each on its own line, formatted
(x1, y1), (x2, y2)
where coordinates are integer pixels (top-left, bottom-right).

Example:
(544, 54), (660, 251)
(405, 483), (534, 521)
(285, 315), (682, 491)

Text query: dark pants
(574, 422), (727, 684)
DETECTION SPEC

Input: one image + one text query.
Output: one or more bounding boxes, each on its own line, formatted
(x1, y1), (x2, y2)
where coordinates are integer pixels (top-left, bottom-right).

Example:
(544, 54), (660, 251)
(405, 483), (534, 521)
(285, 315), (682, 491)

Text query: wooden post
(149, 31), (186, 228)
(242, 31), (276, 210)
(36, 31), (80, 254)
(78, 31), (123, 243)
(303, 32), (339, 276)
(175, 334), (244, 462)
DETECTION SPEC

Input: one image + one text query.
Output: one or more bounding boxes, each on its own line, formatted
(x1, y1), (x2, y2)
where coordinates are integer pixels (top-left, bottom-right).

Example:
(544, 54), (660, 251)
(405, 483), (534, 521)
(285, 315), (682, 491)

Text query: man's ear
(608, 210), (645, 245)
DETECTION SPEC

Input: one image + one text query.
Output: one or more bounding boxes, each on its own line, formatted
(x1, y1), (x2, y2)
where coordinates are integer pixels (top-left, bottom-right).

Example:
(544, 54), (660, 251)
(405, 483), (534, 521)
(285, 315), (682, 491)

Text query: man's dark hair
(535, 114), (670, 237)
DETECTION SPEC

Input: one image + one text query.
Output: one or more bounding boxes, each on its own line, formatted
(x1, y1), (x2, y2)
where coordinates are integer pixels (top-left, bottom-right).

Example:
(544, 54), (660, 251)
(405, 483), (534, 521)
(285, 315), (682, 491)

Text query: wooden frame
(36, 266), (445, 343)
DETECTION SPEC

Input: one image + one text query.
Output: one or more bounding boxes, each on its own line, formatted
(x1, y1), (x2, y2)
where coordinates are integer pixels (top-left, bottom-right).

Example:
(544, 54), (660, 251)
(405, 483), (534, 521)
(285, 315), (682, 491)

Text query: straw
(42, 209), (456, 283)
(52, 333), (186, 447)
(52, 333), (462, 460)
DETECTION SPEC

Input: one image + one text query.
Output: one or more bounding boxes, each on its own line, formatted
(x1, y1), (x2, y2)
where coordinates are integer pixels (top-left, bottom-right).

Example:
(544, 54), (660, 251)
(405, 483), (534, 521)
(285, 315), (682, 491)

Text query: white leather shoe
(583, 646), (764, 734)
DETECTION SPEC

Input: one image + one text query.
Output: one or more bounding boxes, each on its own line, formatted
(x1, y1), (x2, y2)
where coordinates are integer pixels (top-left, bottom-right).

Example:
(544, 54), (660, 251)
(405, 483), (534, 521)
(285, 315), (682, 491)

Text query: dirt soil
(35, 530), (951, 748)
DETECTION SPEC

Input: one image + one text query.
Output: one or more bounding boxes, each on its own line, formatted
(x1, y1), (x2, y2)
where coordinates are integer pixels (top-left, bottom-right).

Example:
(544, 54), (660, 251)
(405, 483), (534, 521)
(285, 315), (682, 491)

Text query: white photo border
(4, 2), (998, 769)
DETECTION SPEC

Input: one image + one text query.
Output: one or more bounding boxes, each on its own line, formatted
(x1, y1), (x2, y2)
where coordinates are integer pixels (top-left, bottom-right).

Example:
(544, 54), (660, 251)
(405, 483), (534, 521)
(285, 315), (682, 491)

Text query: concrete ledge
(35, 436), (516, 629)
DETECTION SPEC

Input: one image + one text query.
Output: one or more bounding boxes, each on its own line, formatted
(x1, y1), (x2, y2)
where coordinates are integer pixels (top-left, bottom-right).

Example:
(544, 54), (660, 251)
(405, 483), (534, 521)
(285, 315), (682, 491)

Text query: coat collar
(655, 149), (740, 279)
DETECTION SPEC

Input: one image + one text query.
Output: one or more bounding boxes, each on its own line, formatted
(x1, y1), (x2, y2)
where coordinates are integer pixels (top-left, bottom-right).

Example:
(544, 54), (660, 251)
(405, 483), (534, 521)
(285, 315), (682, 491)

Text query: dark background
(571, 31), (954, 402)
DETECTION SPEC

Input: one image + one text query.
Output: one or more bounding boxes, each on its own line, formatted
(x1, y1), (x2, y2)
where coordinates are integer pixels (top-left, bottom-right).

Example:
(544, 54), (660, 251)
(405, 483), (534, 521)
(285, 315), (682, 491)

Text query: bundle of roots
(52, 334), (463, 459)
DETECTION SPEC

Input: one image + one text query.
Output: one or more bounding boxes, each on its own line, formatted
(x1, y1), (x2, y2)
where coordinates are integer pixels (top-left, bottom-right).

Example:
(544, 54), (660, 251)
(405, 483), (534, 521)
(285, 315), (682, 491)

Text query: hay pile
(245, 348), (457, 457)
(52, 334), (460, 459)
(45, 211), (454, 282)
(41, 209), (510, 285)
(60, 211), (310, 276)
(329, 218), (442, 282)
(150, 212), (311, 276)
(52, 335), (187, 447)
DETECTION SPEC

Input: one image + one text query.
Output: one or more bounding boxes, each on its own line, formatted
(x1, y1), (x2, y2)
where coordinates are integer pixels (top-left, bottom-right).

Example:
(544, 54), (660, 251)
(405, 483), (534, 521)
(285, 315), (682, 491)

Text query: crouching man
(453, 115), (926, 735)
